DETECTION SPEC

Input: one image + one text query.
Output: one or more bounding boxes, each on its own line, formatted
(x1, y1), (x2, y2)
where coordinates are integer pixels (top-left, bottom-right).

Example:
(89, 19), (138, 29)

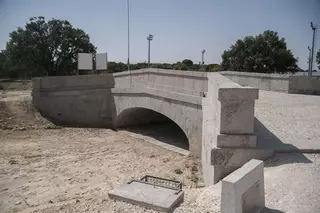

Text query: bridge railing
(113, 68), (208, 96)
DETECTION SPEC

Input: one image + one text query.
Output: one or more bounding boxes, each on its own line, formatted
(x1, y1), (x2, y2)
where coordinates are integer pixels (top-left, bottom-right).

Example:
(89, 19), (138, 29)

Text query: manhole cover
(108, 175), (184, 212)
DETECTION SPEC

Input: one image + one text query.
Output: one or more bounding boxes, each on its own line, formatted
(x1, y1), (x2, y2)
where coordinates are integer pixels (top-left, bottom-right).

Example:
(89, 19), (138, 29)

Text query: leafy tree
(221, 30), (298, 73)
(182, 59), (193, 67)
(0, 51), (6, 78)
(206, 64), (220, 72)
(316, 49), (320, 70)
(4, 16), (96, 77)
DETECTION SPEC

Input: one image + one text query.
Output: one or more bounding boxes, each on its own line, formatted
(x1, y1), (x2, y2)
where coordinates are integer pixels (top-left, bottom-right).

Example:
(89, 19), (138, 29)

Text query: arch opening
(115, 107), (189, 152)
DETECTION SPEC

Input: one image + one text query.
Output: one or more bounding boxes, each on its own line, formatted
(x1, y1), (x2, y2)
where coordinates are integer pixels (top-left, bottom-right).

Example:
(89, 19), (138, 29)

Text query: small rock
(48, 200), (54, 204)
(0, 188), (9, 192)
(19, 127), (26, 131)
(163, 158), (170, 163)
(174, 168), (183, 174)
(76, 199), (80, 203)
(149, 155), (155, 158)
(9, 159), (17, 165)
(15, 201), (22, 205)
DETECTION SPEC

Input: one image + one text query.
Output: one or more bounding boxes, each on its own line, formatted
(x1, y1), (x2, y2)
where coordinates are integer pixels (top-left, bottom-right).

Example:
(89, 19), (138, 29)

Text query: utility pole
(127, 0), (130, 72)
(147, 34), (153, 67)
(201, 49), (206, 65)
(308, 46), (312, 75)
(309, 22), (317, 76)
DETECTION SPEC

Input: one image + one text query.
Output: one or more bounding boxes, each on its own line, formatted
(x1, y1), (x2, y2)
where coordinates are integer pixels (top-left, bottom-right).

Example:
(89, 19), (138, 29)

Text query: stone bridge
(32, 68), (273, 185)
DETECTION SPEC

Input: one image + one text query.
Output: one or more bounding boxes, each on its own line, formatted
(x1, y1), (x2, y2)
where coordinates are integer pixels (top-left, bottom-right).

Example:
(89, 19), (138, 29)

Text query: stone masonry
(32, 68), (274, 185)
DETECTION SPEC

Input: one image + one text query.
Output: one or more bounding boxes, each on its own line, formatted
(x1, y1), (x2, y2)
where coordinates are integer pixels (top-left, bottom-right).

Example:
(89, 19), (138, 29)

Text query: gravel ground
(255, 90), (320, 150)
(1, 89), (320, 212)
(0, 128), (219, 213)
(1, 128), (320, 213)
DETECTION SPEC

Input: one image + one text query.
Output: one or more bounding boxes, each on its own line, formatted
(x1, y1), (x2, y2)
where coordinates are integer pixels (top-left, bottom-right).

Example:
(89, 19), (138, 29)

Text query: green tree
(206, 64), (220, 72)
(316, 49), (320, 70)
(0, 51), (6, 78)
(221, 30), (298, 73)
(182, 59), (193, 67)
(4, 16), (96, 77)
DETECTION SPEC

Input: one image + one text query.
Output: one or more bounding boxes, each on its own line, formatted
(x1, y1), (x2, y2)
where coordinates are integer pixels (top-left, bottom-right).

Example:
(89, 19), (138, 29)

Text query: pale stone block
(211, 148), (273, 167)
(217, 134), (257, 148)
(221, 159), (265, 213)
(219, 100), (255, 134)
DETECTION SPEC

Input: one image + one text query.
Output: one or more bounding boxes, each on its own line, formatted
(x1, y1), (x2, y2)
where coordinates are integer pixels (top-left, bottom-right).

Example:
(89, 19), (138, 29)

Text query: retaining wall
(288, 76), (320, 95)
(221, 71), (320, 95)
(220, 71), (289, 92)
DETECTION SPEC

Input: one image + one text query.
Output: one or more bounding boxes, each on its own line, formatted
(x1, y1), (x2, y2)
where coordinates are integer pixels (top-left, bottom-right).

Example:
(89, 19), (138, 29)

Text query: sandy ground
(1, 89), (320, 213)
(0, 128), (220, 213)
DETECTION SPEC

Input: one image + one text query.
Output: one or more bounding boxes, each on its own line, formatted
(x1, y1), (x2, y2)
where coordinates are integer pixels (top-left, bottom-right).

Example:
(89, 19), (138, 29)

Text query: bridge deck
(255, 90), (320, 152)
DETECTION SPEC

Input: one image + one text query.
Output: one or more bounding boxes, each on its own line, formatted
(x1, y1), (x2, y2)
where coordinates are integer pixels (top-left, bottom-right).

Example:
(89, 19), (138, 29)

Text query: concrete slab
(108, 179), (184, 212)
(221, 159), (265, 213)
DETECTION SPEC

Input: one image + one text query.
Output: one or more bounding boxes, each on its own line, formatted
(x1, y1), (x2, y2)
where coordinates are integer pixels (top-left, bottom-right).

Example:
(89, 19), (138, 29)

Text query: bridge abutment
(202, 73), (274, 185)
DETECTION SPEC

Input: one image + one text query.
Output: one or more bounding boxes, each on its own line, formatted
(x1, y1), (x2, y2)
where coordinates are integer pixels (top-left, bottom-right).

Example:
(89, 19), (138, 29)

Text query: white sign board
(96, 53), (108, 70)
(78, 53), (93, 70)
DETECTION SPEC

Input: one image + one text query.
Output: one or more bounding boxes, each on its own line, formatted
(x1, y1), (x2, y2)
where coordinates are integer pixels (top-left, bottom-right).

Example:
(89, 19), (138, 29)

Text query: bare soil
(1, 89), (320, 213)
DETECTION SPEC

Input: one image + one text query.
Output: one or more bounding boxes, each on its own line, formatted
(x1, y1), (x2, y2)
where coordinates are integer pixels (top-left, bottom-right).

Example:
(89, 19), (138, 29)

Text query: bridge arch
(114, 107), (190, 152)
(112, 93), (202, 156)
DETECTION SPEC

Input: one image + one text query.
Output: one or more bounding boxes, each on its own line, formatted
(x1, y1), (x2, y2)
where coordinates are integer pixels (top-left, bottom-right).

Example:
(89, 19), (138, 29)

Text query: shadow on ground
(255, 117), (312, 166)
(263, 207), (285, 213)
(118, 122), (189, 151)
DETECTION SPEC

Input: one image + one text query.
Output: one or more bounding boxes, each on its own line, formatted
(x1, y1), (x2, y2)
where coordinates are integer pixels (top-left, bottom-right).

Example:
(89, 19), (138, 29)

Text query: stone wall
(113, 68), (208, 96)
(288, 76), (320, 95)
(32, 69), (207, 157)
(220, 71), (289, 92)
(32, 74), (116, 128)
(221, 71), (320, 95)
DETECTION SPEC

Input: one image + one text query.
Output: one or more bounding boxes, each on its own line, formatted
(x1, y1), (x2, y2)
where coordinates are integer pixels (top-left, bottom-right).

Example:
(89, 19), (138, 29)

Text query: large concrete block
(109, 180), (184, 212)
(221, 159), (265, 213)
(211, 148), (274, 167)
(218, 86), (258, 134)
(217, 134), (257, 148)
(219, 100), (256, 134)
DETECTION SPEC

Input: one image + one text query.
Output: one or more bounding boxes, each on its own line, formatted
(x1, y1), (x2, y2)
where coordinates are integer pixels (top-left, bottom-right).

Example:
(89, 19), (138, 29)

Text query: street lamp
(309, 22), (317, 76)
(127, 0), (130, 71)
(147, 34), (154, 67)
(201, 49), (206, 65)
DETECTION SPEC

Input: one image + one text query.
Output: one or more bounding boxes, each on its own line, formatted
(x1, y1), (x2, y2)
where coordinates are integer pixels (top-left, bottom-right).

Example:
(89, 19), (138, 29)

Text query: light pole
(147, 34), (154, 67)
(308, 46), (312, 75)
(201, 49), (206, 65)
(309, 22), (317, 76)
(127, 0), (130, 71)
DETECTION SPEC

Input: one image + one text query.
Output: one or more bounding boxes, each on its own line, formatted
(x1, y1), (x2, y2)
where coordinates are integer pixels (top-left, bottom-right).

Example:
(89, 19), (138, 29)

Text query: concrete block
(108, 181), (184, 212)
(217, 134), (257, 148)
(218, 86), (259, 101)
(221, 159), (265, 213)
(211, 148), (274, 167)
(219, 100), (255, 134)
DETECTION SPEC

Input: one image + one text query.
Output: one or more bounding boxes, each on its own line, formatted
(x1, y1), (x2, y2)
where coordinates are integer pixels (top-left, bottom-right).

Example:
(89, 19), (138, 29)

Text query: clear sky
(0, 0), (319, 69)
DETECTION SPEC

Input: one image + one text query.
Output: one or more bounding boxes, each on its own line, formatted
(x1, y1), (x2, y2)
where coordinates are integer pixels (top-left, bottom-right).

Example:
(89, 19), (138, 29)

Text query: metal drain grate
(128, 175), (182, 192)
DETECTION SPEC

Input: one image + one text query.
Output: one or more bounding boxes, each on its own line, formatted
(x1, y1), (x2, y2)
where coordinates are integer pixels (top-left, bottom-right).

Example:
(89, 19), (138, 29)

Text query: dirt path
(0, 128), (217, 213)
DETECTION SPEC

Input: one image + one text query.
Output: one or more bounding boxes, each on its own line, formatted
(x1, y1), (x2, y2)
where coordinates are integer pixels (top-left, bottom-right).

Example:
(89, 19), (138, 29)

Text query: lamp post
(308, 46), (312, 75)
(309, 22), (316, 76)
(127, 0), (130, 71)
(201, 49), (206, 65)
(147, 34), (154, 67)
